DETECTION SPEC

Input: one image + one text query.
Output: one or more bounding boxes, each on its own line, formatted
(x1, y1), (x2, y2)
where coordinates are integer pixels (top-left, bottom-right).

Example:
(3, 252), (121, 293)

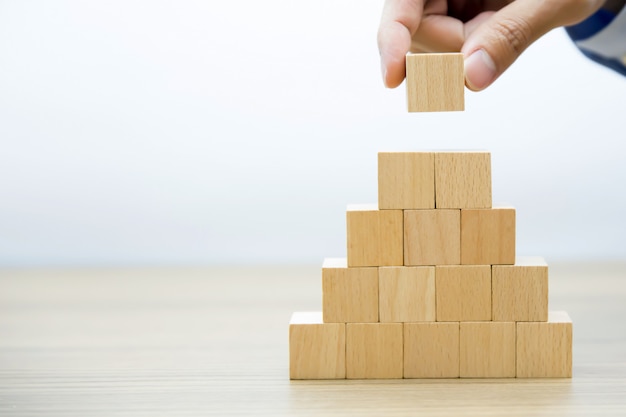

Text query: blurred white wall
(0, 1), (625, 267)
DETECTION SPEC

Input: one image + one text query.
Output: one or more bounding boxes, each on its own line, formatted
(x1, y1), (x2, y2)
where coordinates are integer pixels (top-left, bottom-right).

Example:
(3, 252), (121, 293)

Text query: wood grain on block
(461, 206), (515, 265)
(436, 265), (491, 322)
(346, 323), (403, 379)
(379, 266), (435, 322)
(460, 321), (516, 378)
(378, 152), (435, 209)
(322, 258), (378, 323)
(404, 322), (460, 378)
(435, 151), (491, 209)
(406, 53), (464, 112)
(404, 209), (460, 266)
(517, 311), (573, 378)
(289, 312), (346, 379)
(492, 257), (549, 322)
(347, 204), (403, 267)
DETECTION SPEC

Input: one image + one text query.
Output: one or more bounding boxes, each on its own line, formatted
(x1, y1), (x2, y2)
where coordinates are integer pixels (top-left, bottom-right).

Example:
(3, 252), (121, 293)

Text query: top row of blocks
(378, 151), (491, 210)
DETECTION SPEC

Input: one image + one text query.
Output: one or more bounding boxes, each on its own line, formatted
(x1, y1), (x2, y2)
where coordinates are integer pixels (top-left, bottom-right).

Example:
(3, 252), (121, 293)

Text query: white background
(0, 1), (625, 267)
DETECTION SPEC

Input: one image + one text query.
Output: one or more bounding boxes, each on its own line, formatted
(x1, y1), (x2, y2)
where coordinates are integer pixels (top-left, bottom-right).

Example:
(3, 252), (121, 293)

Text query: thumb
(461, 0), (602, 91)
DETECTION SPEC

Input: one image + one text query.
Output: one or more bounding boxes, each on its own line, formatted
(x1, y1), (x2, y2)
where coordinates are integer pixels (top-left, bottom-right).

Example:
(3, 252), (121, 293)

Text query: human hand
(377, 0), (605, 91)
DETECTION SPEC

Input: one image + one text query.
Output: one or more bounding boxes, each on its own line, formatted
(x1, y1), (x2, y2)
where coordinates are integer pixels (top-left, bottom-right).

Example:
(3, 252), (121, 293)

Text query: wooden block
(436, 265), (491, 321)
(404, 209), (460, 266)
(492, 257), (549, 322)
(517, 311), (573, 378)
(435, 151), (491, 209)
(378, 152), (435, 209)
(460, 322), (516, 378)
(289, 312), (346, 379)
(322, 258), (378, 323)
(404, 322), (459, 378)
(379, 266), (435, 322)
(406, 53), (464, 112)
(461, 206), (515, 265)
(347, 204), (403, 267)
(346, 323), (403, 379)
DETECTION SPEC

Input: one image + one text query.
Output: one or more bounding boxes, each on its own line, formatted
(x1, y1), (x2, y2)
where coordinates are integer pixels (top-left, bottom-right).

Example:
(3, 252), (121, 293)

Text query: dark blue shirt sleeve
(565, 7), (626, 76)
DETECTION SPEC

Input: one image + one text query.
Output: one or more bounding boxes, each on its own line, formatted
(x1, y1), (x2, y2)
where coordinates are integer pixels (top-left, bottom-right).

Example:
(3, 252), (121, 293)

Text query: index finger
(377, 0), (425, 88)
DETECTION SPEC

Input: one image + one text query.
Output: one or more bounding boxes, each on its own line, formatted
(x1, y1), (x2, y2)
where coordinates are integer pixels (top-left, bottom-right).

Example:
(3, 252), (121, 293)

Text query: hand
(377, 0), (605, 91)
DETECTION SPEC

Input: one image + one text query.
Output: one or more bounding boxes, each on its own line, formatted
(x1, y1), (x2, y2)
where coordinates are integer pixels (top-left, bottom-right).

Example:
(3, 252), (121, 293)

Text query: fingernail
(465, 49), (497, 91)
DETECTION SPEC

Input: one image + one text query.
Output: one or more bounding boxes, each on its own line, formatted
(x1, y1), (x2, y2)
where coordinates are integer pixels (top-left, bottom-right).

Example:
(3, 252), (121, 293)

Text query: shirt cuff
(566, 6), (626, 76)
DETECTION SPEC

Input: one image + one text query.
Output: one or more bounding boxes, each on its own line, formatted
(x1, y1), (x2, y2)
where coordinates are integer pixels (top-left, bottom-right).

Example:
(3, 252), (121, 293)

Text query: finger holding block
(406, 53), (465, 112)
(289, 312), (346, 380)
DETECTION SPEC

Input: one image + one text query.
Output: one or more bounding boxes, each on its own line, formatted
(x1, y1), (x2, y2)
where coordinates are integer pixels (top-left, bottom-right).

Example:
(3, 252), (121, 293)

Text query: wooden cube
(379, 266), (435, 322)
(322, 258), (378, 323)
(461, 206), (515, 265)
(378, 152), (435, 209)
(460, 322), (516, 378)
(404, 322), (459, 378)
(436, 265), (491, 321)
(404, 209), (460, 266)
(347, 204), (403, 267)
(406, 53), (464, 112)
(517, 311), (573, 378)
(346, 323), (403, 379)
(492, 257), (548, 322)
(289, 312), (346, 379)
(435, 151), (491, 209)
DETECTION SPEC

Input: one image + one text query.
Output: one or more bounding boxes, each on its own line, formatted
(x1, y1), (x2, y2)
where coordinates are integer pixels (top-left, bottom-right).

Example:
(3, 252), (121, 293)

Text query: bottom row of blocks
(289, 311), (572, 379)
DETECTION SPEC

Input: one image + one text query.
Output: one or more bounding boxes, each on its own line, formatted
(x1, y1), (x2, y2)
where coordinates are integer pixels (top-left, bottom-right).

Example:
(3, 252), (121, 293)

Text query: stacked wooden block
(289, 151), (573, 379)
(405, 53), (464, 112)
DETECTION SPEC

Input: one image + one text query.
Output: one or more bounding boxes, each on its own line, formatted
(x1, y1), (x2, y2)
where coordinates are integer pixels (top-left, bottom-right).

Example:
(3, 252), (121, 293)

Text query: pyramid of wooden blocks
(289, 150), (573, 379)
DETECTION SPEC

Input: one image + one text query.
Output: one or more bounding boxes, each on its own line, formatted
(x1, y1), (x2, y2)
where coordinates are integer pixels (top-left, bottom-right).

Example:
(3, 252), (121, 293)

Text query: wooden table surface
(1, 262), (625, 416)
